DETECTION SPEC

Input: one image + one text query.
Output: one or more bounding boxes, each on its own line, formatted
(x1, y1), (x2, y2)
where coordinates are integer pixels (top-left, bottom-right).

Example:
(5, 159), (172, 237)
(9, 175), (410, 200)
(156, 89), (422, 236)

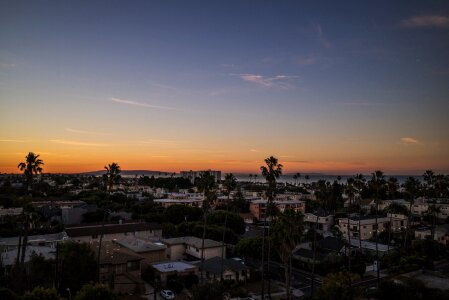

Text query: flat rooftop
(152, 261), (197, 273)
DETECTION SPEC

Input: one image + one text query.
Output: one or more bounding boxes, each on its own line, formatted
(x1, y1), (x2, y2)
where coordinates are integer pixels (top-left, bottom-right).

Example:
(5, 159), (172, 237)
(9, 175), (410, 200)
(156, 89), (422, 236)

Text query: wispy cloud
(109, 97), (174, 110)
(235, 74), (298, 88)
(0, 139), (27, 143)
(249, 149), (258, 152)
(336, 102), (388, 107)
(313, 24), (332, 49)
(49, 139), (110, 147)
(401, 15), (449, 29)
(296, 54), (319, 66)
(399, 137), (419, 145)
(148, 81), (180, 91)
(65, 128), (111, 136)
(0, 63), (15, 68)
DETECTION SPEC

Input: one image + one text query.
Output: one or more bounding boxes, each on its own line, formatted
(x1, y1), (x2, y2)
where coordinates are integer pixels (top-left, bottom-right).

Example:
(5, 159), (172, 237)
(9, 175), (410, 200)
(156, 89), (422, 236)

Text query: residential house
(195, 256), (250, 282)
(151, 261), (198, 284)
(161, 236), (225, 261)
(304, 212), (334, 232)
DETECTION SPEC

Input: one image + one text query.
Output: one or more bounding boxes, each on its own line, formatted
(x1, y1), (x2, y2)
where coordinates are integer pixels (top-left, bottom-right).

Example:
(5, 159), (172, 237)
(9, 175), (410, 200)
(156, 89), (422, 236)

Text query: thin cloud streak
(109, 97), (174, 110)
(401, 15), (449, 29)
(65, 128), (112, 135)
(0, 139), (27, 143)
(400, 137), (420, 145)
(49, 139), (110, 147)
(235, 74), (298, 88)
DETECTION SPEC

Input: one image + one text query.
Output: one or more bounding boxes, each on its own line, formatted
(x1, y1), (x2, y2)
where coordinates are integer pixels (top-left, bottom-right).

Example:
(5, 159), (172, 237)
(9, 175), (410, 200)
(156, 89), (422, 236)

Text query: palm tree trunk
(285, 257), (291, 300)
(311, 214), (318, 296)
(220, 195), (230, 281)
(375, 198), (380, 288)
(200, 210), (207, 283)
(20, 214), (29, 266)
(260, 208), (267, 299)
(404, 197), (414, 248)
(387, 214), (392, 253)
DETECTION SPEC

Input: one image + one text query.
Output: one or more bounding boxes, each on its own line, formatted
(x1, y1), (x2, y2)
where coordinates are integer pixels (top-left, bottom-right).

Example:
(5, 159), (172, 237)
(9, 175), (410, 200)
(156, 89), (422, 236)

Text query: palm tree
(428, 204), (441, 240)
(384, 202), (409, 252)
(249, 174), (253, 183)
(271, 210), (304, 300)
(368, 170), (386, 288)
(220, 173), (237, 280)
(423, 170), (435, 198)
(17, 152), (44, 269)
(104, 162), (121, 192)
(196, 171), (217, 283)
(293, 174), (298, 186)
(387, 177), (399, 200)
(403, 177), (420, 247)
(17, 152), (44, 192)
(254, 174), (258, 183)
(260, 156), (283, 299)
(353, 174), (366, 250)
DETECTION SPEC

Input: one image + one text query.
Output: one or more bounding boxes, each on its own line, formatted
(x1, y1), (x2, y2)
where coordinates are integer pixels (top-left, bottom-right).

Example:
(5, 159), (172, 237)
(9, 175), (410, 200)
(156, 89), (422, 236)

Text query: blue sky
(1, 1), (448, 174)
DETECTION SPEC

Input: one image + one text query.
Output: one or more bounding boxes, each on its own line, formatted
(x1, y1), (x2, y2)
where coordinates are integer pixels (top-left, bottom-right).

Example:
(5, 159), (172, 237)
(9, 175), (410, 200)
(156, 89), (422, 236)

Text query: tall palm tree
(104, 162), (121, 192)
(271, 210), (304, 300)
(254, 174), (258, 183)
(260, 156), (283, 299)
(17, 152), (44, 269)
(196, 171), (217, 283)
(403, 177), (420, 247)
(293, 174), (298, 186)
(384, 202), (409, 252)
(423, 170), (435, 198)
(354, 174), (366, 250)
(17, 152), (44, 192)
(220, 173), (237, 280)
(369, 170), (386, 288)
(387, 177), (399, 200)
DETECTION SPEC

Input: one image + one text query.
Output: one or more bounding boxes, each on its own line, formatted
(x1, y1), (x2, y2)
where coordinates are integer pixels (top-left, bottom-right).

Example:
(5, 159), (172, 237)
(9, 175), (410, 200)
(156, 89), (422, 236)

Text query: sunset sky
(1, 1), (449, 175)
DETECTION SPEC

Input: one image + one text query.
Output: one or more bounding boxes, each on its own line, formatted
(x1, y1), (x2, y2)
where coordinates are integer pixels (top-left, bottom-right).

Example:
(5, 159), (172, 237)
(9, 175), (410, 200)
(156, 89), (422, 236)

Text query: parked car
(160, 289), (175, 300)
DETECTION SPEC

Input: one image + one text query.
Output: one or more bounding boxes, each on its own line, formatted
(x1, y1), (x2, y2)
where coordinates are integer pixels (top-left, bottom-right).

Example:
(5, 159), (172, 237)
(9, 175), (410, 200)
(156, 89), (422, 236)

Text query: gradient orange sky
(1, 2), (449, 175)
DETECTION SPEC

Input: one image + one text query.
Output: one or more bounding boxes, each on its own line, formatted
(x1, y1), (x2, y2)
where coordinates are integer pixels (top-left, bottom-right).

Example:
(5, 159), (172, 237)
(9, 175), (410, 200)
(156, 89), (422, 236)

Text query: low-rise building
(65, 222), (162, 243)
(161, 236), (225, 261)
(113, 236), (166, 264)
(195, 256), (250, 282)
(414, 225), (449, 245)
(338, 214), (407, 241)
(249, 199), (306, 221)
(304, 212), (334, 232)
(151, 261), (198, 283)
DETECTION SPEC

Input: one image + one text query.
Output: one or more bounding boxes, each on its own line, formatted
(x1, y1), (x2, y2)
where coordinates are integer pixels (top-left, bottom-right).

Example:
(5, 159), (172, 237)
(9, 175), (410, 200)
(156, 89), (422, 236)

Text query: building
(161, 236), (225, 261)
(151, 261), (198, 284)
(304, 212), (334, 232)
(414, 225), (449, 245)
(0, 207), (23, 218)
(0, 232), (68, 251)
(61, 204), (98, 224)
(180, 170), (222, 183)
(195, 256), (250, 282)
(113, 236), (166, 264)
(92, 241), (144, 295)
(338, 214), (408, 241)
(249, 199), (306, 221)
(154, 198), (203, 208)
(65, 222), (163, 243)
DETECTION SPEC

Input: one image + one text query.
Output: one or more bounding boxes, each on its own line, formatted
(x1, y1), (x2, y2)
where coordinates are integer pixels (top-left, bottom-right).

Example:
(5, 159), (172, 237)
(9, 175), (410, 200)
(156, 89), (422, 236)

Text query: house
(180, 170), (221, 183)
(347, 238), (391, 256)
(195, 256), (250, 282)
(304, 211), (334, 232)
(0, 232), (68, 251)
(414, 225), (449, 245)
(293, 236), (345, 265)
(151, 261), (198, 284)
(61, 204), (97, 224)
(338, 214), (407, 241)
(65, 222), (163, 243)
(161, 236), (225, 261)
(249, 199), (306, 221)
(92, 241), (144, 295)
(113, 236), (166, 264)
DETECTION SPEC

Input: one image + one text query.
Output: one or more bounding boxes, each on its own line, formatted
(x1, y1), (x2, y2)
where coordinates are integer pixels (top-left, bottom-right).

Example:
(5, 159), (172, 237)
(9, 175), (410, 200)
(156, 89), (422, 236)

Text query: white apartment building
(338, 214), (408, 240)
(304, 212), (334, 232)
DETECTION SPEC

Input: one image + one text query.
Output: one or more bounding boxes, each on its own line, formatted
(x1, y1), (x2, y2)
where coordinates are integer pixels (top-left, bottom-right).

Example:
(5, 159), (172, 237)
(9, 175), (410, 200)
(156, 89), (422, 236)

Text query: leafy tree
(74, 283), (117, 300)
(235, 236), (265, 260)
(165, 205), (203, 224)
(192, 281), (224, 300)
(23, 287), (63, 300)
(206, 210), (245, 234)
(0, 288), (19, 300)
(316, 271), (361, 300)
(59, 242), (97, 294)
(27, 253), (55, 289)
